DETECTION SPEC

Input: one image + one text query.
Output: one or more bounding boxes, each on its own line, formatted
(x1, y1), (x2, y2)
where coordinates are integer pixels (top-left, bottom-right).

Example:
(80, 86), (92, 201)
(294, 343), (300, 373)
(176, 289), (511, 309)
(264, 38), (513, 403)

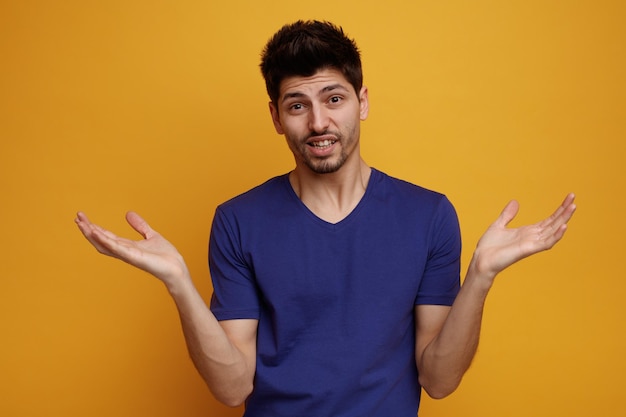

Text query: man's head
(260, 20), (363, 105)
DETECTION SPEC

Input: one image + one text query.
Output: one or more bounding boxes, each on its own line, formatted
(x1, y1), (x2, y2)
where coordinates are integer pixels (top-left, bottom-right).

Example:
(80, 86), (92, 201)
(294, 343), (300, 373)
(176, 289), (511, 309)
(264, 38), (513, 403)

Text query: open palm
(472, 193), (576, 277)
(75, 211), (189, 285)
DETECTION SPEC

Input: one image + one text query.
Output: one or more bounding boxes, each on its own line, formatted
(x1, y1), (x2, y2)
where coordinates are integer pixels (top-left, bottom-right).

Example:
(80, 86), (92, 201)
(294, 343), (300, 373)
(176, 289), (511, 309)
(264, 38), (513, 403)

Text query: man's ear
(269, 102), (284, 134)
(359, 86), (369, 121)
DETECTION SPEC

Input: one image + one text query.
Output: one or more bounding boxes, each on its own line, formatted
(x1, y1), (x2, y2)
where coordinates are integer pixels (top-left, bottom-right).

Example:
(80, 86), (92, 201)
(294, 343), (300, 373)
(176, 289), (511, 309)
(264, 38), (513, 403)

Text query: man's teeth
(311, 140), (335, 148)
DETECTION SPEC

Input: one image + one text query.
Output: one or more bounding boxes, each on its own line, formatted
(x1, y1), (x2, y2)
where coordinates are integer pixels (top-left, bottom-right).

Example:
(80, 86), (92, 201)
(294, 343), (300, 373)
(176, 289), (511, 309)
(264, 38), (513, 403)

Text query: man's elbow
(213, 383), (254, 408)
(420, 376), (461, 400)
(220, 395), (247, 408)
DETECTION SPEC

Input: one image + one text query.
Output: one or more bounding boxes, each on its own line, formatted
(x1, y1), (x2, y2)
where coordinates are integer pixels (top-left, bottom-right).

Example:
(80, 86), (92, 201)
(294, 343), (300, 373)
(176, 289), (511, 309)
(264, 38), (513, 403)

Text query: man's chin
(307, 161), (344, 174)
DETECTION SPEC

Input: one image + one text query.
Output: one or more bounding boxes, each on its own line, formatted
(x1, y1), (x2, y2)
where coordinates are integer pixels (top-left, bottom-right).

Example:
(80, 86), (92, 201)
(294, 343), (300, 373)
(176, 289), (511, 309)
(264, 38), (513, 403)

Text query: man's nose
(308, 104), (330, 134)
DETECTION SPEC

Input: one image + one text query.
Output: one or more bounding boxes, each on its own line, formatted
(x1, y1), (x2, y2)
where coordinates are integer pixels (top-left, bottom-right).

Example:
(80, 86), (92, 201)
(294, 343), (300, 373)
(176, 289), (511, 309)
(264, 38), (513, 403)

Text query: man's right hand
(75, 211), (190, 288)
(75, 211), (257, 406)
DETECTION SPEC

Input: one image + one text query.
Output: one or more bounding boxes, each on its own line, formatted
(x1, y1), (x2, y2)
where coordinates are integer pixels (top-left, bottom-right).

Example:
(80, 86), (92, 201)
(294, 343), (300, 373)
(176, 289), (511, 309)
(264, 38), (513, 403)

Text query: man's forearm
(418, 262), (494, 399)
(166, 276), (256, 407)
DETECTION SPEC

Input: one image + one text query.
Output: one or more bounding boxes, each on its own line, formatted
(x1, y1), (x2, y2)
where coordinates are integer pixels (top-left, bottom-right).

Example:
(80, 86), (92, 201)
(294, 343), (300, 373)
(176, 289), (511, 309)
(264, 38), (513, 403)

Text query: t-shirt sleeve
(208, 206), (261, 321)
(415, 196), (461, 306)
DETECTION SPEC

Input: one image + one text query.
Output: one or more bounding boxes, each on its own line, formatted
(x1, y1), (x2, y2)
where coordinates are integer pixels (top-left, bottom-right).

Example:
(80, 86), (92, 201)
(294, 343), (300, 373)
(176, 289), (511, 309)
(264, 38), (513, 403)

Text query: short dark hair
(260, 20), (363, 104)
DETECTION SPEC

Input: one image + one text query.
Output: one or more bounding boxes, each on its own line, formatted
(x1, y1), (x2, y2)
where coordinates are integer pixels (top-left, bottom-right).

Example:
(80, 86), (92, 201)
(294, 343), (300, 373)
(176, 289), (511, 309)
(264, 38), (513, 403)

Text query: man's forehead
(279, 69), (352, 100)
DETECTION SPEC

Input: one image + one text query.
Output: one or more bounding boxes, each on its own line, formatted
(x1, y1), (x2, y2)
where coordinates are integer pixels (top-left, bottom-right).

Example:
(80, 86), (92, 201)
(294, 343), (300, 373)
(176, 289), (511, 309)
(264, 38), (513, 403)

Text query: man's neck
(289, 158), (372, 224)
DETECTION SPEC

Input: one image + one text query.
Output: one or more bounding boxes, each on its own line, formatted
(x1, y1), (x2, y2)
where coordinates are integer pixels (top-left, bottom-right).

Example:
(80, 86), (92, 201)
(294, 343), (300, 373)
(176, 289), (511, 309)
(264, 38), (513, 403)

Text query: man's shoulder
(217, 173), (291, 213)
(371, 168), (447, 204)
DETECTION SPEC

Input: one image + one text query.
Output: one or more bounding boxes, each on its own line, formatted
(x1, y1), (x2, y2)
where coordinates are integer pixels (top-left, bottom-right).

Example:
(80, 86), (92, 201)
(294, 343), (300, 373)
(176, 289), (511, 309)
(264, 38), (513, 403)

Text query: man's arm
(75, 211), (257, 407)
(415, 193), (576, 399)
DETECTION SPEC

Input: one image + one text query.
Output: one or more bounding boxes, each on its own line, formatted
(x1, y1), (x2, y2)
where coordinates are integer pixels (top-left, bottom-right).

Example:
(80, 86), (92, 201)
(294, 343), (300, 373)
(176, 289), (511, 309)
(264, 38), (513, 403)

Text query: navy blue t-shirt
(209, 168), (461, 417)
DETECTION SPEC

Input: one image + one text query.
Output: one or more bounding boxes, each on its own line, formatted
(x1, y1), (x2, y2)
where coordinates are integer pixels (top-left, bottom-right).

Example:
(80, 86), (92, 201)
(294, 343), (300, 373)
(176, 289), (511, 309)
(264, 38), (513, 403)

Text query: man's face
(269, 68), (369, 174)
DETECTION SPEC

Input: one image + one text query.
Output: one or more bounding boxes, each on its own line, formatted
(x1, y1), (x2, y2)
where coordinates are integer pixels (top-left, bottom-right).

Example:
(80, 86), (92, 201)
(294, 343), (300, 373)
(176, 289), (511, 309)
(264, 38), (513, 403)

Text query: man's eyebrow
(281, 92), (305, 102)
(281, 84), (350, 102)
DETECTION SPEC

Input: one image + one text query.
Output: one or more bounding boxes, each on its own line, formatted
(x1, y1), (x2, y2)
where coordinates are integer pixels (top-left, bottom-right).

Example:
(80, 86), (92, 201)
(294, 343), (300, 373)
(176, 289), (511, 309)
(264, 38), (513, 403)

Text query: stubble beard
(293, 129), (354, 174)
(306, 149), (348, 174)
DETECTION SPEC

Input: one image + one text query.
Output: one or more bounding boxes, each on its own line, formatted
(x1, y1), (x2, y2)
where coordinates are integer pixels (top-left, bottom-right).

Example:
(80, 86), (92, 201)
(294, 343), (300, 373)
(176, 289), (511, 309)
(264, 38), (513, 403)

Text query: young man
(75, 20), (576, 416)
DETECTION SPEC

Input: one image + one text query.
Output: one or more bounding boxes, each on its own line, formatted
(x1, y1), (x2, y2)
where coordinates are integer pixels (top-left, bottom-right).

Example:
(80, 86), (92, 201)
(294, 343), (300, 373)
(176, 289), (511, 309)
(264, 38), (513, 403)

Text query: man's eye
(329, 96), (342, 104)
(290, 103), (303, 110)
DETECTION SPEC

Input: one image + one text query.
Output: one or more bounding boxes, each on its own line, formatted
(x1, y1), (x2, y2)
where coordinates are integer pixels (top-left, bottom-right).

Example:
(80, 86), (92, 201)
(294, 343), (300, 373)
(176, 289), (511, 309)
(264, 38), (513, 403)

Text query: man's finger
(126, 211), (154, 239)
(496, 200), (519, 228)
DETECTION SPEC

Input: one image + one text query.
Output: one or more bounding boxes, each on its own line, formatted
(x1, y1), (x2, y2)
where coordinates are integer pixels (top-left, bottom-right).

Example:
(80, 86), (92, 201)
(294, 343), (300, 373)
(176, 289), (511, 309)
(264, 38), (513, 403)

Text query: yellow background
(1, 1), (624, 416)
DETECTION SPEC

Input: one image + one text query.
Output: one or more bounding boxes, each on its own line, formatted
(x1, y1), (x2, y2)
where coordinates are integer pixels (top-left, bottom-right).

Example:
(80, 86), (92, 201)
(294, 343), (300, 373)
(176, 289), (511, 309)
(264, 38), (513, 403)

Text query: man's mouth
(309, 139), (337, 149)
